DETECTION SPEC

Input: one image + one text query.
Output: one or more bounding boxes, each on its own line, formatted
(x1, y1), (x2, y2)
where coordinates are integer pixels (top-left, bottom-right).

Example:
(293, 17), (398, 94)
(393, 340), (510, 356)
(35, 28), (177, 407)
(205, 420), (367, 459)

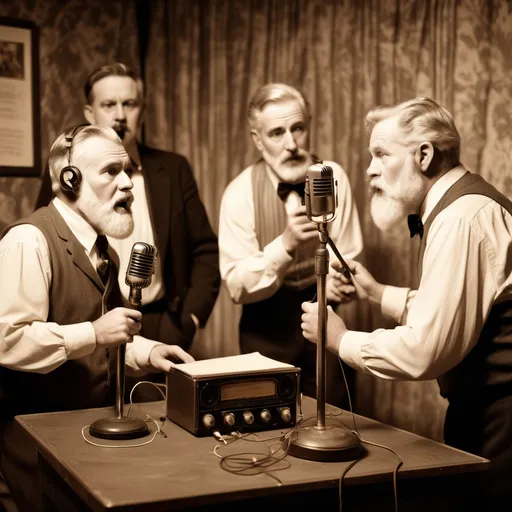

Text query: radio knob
(260, 409), (271, 423)
(243, 411), (254, 425)
(202, 414), (215, 429)
(280, 407), (292, 423)
(224, 413), (236, 427)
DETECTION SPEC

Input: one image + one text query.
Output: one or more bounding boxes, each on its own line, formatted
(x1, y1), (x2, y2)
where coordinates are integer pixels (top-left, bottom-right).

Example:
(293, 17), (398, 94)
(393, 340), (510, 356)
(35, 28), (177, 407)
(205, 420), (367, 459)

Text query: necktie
(407, 214), (424, 239)
(95, 235), (111, 286)
(277, 181), (306, 202)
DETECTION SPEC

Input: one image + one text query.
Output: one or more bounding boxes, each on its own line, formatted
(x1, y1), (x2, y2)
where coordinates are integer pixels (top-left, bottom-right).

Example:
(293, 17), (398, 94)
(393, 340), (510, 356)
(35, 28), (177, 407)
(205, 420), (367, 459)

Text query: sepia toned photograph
(0, 1), (511, 511)
(0, 40), (24, 79)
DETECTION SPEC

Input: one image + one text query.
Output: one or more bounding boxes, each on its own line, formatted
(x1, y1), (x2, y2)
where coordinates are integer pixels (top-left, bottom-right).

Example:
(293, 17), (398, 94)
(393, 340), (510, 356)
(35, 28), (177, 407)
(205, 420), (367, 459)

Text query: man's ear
(415, 142), (435, 173)
(251, 130), (263, 152)
(83, 104), (95, 124)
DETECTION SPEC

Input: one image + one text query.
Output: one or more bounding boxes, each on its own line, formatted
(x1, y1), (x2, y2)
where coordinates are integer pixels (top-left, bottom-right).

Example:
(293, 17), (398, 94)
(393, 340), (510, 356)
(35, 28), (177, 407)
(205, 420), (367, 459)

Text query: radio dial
(243, 411), (254, 425)
(202, 414), (215, 429)
(280, 407), (292, 423)
(224, 412), (236, 427)
(260, 409), (271, 423)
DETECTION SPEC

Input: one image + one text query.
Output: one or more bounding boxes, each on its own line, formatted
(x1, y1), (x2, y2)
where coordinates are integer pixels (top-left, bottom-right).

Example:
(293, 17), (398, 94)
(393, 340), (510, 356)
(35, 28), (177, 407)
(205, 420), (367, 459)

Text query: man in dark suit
(36, 64), (220, 363)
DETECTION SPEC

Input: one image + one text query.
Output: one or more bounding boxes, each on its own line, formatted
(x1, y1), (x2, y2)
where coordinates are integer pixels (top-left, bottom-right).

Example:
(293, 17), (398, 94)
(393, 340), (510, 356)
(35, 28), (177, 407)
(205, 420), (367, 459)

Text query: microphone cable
(336, 355), (403, 512)
(81, 380), (167, 448)
(308, 289), (403, 510)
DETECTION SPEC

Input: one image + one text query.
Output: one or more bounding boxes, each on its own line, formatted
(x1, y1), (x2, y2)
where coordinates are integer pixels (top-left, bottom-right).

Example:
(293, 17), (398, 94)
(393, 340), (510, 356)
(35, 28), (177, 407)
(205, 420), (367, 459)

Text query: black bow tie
(277, 181), (306, 201)
(408, 214), (424, 239)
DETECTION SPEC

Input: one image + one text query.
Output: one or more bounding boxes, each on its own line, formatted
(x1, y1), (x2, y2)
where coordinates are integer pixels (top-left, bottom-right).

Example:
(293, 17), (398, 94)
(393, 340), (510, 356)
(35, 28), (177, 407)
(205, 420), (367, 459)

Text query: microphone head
(305, 163), (337, 222)
(125, 242), (156, 289)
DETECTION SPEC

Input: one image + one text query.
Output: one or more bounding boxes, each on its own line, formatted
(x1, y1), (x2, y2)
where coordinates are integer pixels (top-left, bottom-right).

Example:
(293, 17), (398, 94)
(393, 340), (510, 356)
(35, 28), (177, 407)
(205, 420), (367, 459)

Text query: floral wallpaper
(0, 0), (139, 232)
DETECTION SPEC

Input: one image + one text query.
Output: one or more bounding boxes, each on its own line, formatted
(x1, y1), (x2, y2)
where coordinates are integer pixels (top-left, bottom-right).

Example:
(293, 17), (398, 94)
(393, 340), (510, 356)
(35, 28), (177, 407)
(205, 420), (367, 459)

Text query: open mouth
(284, 155), (305, 165)
(114, 196), (133, 213)
(369, 182), (383, 195)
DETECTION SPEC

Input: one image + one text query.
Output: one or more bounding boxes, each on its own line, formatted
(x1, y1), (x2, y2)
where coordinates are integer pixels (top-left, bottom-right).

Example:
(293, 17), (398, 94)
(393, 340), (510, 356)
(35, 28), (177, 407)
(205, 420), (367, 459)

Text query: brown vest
(418, 172), (512, 398)
(0, 203), (121, 415)
(251, 159), (317, 290)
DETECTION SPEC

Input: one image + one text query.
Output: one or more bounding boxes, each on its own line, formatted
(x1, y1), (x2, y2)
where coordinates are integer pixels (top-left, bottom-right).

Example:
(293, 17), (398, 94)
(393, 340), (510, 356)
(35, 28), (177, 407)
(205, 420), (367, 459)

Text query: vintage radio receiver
(166, 353), (300, 437)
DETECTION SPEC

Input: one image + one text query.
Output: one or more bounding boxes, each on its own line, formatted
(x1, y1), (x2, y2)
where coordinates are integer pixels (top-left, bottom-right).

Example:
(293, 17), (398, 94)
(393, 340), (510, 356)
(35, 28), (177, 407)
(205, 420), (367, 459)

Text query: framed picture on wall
(0, 17), (41, 177)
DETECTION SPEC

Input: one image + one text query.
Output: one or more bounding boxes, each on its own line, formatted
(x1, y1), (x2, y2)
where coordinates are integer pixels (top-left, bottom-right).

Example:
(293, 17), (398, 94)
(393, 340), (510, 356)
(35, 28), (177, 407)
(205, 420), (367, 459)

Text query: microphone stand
(288, 222), (363, 462)
(89, 287), (149, 440)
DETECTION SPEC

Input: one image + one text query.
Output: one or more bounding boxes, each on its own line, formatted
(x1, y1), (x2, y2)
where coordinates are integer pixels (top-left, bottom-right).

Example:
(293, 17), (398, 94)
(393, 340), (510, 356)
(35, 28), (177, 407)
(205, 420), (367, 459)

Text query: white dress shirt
(0, 197), (160, 374)
(219, 160), (363, 304)
(340, 167), (512, 380)
(108, 167), (164, 305)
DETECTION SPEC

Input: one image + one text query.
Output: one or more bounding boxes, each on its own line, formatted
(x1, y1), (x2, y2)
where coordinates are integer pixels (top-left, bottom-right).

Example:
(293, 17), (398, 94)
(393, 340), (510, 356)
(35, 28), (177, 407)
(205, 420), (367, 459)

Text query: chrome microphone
(125, 242), (157, 308)
(304, 163), (338, 223)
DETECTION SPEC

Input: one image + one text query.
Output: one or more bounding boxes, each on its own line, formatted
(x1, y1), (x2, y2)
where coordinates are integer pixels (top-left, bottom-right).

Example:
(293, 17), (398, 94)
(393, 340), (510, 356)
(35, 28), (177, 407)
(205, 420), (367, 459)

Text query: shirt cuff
(128, 336), (161, 371)
(263, 235), (294, 271)
(338, 330), (371, 372)
(381, 286), (410, 323)
(63, 322), (96, 360)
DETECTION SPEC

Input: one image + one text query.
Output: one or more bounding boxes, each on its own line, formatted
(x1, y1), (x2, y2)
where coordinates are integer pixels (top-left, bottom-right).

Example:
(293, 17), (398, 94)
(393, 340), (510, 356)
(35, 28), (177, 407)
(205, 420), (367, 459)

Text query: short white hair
(48, 125), (122, 194)
(365, 97), (461, 165)
(247, 83), (311, 130)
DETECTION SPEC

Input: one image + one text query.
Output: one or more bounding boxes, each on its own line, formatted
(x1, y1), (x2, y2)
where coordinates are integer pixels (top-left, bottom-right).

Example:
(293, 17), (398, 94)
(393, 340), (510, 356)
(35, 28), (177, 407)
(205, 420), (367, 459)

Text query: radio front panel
(166, 368), (300, 437)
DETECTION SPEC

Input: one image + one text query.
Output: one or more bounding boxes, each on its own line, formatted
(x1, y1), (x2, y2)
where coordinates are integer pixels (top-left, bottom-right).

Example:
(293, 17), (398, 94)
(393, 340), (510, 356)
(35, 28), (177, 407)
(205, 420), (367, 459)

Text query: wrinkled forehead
(75, 136), (130, 168)
(369, 116), (408, 149)
(90, 75), (142, 103)
(257, 99), (307, 128)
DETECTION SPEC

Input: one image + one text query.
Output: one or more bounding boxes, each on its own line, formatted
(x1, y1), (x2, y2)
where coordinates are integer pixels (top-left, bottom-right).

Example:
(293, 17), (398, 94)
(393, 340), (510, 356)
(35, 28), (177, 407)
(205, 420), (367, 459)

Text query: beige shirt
(340, 167), (512, 380)
(0, 197), (159, 374)
(108, 167), (164, 305)
(219, 160), (364, 304)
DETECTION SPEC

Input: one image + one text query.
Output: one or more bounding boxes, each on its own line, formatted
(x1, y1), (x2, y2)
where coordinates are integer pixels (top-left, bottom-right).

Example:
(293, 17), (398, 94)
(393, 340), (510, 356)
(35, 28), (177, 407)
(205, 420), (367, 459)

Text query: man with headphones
(0, 124), (194, 511)
(36, 64), (221, 381)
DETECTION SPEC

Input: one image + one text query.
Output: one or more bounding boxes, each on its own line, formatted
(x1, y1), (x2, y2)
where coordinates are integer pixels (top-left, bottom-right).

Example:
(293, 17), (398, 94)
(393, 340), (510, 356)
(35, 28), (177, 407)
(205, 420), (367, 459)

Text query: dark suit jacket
(36, 144), (220, 349)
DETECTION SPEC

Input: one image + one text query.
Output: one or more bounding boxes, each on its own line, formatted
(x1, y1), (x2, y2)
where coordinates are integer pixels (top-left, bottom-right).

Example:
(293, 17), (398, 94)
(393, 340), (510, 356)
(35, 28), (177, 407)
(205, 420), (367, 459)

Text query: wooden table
(15, 397), (488, 512)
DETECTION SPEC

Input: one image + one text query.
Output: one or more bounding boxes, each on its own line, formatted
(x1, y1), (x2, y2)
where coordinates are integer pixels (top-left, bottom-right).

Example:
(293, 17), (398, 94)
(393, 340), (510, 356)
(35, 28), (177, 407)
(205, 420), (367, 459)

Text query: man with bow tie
(218, 83), (363, 405)
(301, 97), (512, 507)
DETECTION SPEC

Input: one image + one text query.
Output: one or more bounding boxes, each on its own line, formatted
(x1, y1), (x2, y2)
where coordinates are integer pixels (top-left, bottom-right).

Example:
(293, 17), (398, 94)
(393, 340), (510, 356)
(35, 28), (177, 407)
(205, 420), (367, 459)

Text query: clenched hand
(92, 307), (142, 348)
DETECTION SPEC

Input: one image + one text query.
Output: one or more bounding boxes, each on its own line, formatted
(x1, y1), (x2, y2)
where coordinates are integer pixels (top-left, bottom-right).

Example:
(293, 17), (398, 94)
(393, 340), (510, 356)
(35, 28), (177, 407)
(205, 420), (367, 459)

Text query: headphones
(59, 123), (90, 195)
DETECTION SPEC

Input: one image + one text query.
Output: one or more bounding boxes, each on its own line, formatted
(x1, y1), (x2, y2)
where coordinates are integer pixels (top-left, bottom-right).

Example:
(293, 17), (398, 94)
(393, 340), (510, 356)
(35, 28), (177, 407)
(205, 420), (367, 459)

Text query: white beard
(370, 192), (409, 232)
(370, 159), (426, 232)
(264, 151), (312, 184)
(77, 188), (134, 239)
(274, 159), (310, 183)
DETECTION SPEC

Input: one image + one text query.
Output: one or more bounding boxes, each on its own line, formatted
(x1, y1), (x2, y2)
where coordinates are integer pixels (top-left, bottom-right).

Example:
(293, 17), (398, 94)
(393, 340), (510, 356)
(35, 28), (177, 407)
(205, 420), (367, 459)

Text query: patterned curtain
(144, 0), (512, 441)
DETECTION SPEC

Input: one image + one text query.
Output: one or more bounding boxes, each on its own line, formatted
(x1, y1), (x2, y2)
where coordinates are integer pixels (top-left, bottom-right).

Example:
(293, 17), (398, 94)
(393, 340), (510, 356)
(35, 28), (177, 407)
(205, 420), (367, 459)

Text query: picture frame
(0, 17), (41, 177)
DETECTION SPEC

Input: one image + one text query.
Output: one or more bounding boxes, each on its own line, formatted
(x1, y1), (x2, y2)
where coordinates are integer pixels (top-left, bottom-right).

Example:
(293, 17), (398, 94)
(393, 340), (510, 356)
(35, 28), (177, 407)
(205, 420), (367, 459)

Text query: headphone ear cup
(59, 166), (82, 194)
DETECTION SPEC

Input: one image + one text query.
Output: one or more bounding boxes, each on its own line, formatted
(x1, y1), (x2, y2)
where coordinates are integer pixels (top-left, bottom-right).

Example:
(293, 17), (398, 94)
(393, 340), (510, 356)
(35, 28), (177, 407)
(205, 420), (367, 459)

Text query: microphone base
(288, 423), (364, 462)
(89, 416), (149, 440)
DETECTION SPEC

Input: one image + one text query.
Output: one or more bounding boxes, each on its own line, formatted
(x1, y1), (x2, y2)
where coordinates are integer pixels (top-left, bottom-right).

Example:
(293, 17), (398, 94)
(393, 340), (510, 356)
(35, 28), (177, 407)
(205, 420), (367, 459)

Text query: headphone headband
(65, 123), (90, 165)
(59, 123), (90, 195)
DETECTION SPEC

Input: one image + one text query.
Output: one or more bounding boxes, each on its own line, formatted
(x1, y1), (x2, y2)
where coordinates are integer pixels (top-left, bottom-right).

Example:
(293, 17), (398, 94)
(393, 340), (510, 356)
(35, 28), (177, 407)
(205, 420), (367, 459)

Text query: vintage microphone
(288, 163), (362, 461)
(89, 242), (157, 440)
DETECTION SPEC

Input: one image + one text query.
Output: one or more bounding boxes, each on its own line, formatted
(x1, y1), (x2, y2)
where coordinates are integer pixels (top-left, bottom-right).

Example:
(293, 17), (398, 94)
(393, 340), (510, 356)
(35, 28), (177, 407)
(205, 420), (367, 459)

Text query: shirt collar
(420, 165), (469, 222)
(52, 197), (98, 256)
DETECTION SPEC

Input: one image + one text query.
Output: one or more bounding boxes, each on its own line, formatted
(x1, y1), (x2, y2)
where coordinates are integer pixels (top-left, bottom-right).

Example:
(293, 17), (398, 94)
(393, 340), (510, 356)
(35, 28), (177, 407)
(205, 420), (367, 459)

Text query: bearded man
(301, 97), (512, 508)
(219, 83), (363, 405)
(0, 124), (194, 511)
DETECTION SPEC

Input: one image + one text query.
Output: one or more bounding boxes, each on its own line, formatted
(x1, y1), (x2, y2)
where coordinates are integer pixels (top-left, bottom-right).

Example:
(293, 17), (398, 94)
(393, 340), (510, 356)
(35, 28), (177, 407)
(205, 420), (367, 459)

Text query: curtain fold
(144, 0), (512, 441)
